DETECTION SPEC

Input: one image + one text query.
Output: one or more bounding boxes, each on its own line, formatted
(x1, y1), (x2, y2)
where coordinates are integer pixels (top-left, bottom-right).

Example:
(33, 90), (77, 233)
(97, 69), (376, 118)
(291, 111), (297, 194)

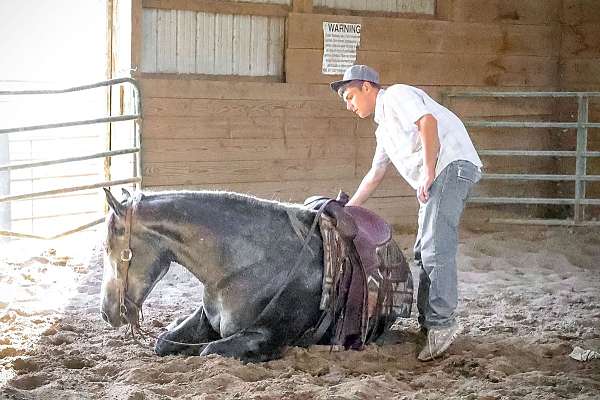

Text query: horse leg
(200, 327), (282, 363)
(155, 306), (219, 356)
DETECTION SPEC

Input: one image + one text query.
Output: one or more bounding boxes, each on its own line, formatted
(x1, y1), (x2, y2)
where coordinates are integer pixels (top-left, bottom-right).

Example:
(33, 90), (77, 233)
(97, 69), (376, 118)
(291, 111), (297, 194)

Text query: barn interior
(0, 1), (599, 399)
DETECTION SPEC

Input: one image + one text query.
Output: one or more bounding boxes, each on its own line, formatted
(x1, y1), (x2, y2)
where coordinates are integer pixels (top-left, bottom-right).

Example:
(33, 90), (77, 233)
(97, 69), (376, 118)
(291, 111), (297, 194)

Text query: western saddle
(300, 192), (414, 349)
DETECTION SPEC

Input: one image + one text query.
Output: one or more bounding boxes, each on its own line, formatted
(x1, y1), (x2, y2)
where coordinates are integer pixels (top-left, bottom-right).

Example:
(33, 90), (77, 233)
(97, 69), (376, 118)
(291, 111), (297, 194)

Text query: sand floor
(0, 226), (599, 399)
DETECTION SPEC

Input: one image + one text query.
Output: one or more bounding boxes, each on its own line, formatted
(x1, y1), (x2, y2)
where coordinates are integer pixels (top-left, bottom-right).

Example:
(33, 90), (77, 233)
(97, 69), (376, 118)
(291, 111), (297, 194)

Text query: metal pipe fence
(0, 77), (142, 239)
(444, 91), (600, 226)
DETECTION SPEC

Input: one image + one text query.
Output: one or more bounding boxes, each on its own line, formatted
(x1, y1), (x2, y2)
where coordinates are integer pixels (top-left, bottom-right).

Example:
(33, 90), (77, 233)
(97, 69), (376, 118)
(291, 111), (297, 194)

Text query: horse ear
(104, 188), (126, 217)
(121, 188), (131, 201)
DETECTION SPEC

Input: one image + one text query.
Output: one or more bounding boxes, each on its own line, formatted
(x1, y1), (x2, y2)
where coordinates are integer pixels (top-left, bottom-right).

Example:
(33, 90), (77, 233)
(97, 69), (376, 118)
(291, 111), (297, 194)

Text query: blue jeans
(414, 160), (481, 329)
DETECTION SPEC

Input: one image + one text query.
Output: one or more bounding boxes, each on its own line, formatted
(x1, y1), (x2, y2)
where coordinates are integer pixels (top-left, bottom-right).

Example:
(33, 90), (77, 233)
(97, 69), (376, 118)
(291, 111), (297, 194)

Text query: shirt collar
(374, 88), (386, 124)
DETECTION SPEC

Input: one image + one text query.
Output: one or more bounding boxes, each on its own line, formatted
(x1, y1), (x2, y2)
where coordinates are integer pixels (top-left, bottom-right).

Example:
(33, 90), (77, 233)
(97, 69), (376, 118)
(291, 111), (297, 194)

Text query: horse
(100, 188), (412, 362)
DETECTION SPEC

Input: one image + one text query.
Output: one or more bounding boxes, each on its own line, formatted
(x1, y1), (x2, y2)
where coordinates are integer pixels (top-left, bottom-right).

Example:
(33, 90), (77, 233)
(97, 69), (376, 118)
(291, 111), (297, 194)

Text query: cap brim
(330, 79), (351, 94)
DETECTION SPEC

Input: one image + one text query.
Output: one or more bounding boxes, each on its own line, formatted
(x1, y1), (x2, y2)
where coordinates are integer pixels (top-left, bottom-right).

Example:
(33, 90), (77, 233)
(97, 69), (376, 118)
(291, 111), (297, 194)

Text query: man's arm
(347, 163), (388, 207)
(416, 114), (440, 203)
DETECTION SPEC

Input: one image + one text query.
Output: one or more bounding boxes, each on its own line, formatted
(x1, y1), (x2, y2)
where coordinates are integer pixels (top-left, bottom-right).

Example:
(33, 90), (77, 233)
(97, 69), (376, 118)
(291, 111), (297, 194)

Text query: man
(330, 65), (482, 361)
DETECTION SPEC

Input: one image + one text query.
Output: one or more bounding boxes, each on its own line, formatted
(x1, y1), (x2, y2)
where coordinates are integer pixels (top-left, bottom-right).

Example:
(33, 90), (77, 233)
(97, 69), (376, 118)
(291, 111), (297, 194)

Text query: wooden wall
(135, 0), (598, 230)
(140, 78), (419, 225)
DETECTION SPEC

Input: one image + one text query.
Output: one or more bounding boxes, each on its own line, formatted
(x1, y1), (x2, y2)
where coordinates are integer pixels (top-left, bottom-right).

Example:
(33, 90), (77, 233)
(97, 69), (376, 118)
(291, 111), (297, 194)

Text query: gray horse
(100, 188), (407, 362)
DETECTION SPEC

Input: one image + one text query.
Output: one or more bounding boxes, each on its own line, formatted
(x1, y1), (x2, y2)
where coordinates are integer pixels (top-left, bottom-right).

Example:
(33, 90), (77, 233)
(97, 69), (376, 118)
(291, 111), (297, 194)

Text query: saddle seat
(303, 194), (392, 270)
(344, 206), (392, 276)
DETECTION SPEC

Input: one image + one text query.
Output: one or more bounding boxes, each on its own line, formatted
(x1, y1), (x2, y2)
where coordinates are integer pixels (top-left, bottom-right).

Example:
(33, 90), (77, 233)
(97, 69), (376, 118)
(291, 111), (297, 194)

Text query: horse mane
(139, 189), (307, 214)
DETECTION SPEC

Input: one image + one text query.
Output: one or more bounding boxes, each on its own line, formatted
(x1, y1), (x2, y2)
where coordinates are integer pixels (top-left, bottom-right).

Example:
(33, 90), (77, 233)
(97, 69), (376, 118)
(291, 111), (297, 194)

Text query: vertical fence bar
(574, 95), (589, 223)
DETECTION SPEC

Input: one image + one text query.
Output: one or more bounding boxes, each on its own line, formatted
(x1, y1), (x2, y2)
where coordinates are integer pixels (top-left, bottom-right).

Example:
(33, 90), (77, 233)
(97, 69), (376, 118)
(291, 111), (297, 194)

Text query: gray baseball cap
(329, 64), (380, 95)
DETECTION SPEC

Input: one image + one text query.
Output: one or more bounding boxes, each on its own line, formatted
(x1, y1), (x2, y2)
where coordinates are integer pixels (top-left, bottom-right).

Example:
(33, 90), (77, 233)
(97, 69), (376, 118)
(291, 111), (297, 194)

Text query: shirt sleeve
(372, 140), (390, 169)
(386, 86), (430, 127)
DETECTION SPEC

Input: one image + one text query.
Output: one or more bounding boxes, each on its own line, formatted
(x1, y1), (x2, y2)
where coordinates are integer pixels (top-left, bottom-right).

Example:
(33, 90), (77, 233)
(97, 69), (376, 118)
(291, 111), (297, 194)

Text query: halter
(116, 204), (138, 326)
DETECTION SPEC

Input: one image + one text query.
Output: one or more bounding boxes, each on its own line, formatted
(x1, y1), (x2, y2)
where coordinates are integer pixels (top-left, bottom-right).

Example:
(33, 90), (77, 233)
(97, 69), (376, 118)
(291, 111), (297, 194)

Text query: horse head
(100, 188), (172, 328)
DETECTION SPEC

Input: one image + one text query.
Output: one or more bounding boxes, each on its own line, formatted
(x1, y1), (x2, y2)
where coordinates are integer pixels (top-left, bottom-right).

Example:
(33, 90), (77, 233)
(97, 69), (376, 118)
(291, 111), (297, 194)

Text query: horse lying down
(100, 189), (413, 362)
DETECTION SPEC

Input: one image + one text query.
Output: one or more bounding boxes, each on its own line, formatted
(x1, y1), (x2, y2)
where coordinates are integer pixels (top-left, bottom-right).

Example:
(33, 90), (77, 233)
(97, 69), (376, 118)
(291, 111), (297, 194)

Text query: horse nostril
(101, 310), (110, 323)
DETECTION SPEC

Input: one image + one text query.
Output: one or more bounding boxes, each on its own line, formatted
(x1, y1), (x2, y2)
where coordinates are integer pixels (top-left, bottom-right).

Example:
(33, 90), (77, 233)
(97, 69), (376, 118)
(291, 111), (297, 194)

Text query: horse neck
(135, 192), (282, 286)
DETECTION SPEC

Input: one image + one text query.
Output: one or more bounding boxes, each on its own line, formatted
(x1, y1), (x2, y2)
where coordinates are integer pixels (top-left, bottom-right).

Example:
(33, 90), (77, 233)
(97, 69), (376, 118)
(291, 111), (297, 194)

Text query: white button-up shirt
(372, 85), (482, 189)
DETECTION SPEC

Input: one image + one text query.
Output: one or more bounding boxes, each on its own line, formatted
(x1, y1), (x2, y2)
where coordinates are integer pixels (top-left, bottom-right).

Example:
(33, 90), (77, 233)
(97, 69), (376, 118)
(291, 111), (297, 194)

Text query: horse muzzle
(101, 303), (129, 328)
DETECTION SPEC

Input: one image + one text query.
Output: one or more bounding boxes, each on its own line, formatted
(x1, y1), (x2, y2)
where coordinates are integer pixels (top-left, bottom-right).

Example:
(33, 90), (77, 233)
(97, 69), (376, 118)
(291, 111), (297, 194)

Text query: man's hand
(417, 173), (434, 203)
(347, 164), (387, 207)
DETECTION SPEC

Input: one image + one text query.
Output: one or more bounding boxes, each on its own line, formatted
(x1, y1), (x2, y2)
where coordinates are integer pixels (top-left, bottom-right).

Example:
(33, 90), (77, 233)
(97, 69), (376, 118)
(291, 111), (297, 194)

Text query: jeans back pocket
(457, 161), (481, 184)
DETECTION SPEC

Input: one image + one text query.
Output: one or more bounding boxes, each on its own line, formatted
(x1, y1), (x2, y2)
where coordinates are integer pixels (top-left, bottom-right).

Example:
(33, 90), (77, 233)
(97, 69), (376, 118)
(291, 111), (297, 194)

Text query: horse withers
(100, 189), (412, 362)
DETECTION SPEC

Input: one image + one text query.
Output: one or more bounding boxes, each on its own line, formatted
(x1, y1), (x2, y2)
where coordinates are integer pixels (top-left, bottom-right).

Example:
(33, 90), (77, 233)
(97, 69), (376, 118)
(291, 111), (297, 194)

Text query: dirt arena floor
(0, 226), (599, 399)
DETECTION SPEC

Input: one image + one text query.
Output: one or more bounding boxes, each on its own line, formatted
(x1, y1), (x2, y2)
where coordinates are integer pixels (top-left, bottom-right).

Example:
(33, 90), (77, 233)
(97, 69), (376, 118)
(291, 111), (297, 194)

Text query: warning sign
(322, 22), (361, 75)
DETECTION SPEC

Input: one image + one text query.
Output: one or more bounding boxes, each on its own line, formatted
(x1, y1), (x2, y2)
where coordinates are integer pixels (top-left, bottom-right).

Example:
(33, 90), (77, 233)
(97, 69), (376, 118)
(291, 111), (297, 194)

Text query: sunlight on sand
(0, 232), (99, 386)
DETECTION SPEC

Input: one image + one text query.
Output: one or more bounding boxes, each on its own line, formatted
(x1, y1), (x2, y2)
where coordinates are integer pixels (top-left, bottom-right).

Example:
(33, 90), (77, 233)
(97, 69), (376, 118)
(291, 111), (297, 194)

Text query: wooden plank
(229, 117), (286, 138)
(143, 115), (232, 138)
(555, 83), (600, 92)
(435, 0), (453, 20)
(287, 13), (560, 57)
(196, 12), (216, 74)
(147, 175), (415, 200)
(445, 97), (556, 118)
(141, 76), (540, 100)
(144, 97), (284, 117)
(250, 15), (269, 75)
(140, 77), (332, 99)
(284, 116), (357, 137)
(364, 196), (419, 216)
(233, 15), (252, 75)
(156, 9), (177, 72)
(356, 154), (556, 176)
(143, 115), (287, 139)
(141, 8), (158, 72)
(356, 118), (377, 138)
(292, 0), (313, 13)
(446, 0), (560, 25)
(561, 23), (600, 59)
(467, 128), (556, 152)
(267, 17), (284, 76)
(142, 137), (357, 162)
(142, 158), (357, 186)
(562, 0), (600, 25)
(131, 0), (144, 76)
(142, 114), (359, 139)
(314, 0), (434, 15)
(214, 13), (234, 74)
(560, 59), (600, 87)
(142, 0), (290, 17)
(286, 49), (559, 87)
(140, 72), (283, 81)
(177, 10), (196, 73)
(143, 97), (352, 118)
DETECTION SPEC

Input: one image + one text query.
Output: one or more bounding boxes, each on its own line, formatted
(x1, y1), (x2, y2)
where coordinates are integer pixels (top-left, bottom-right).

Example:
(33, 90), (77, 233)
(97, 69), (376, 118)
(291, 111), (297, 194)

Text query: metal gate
(0, 78), (142, 239)
(444, 91), (600, 226)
